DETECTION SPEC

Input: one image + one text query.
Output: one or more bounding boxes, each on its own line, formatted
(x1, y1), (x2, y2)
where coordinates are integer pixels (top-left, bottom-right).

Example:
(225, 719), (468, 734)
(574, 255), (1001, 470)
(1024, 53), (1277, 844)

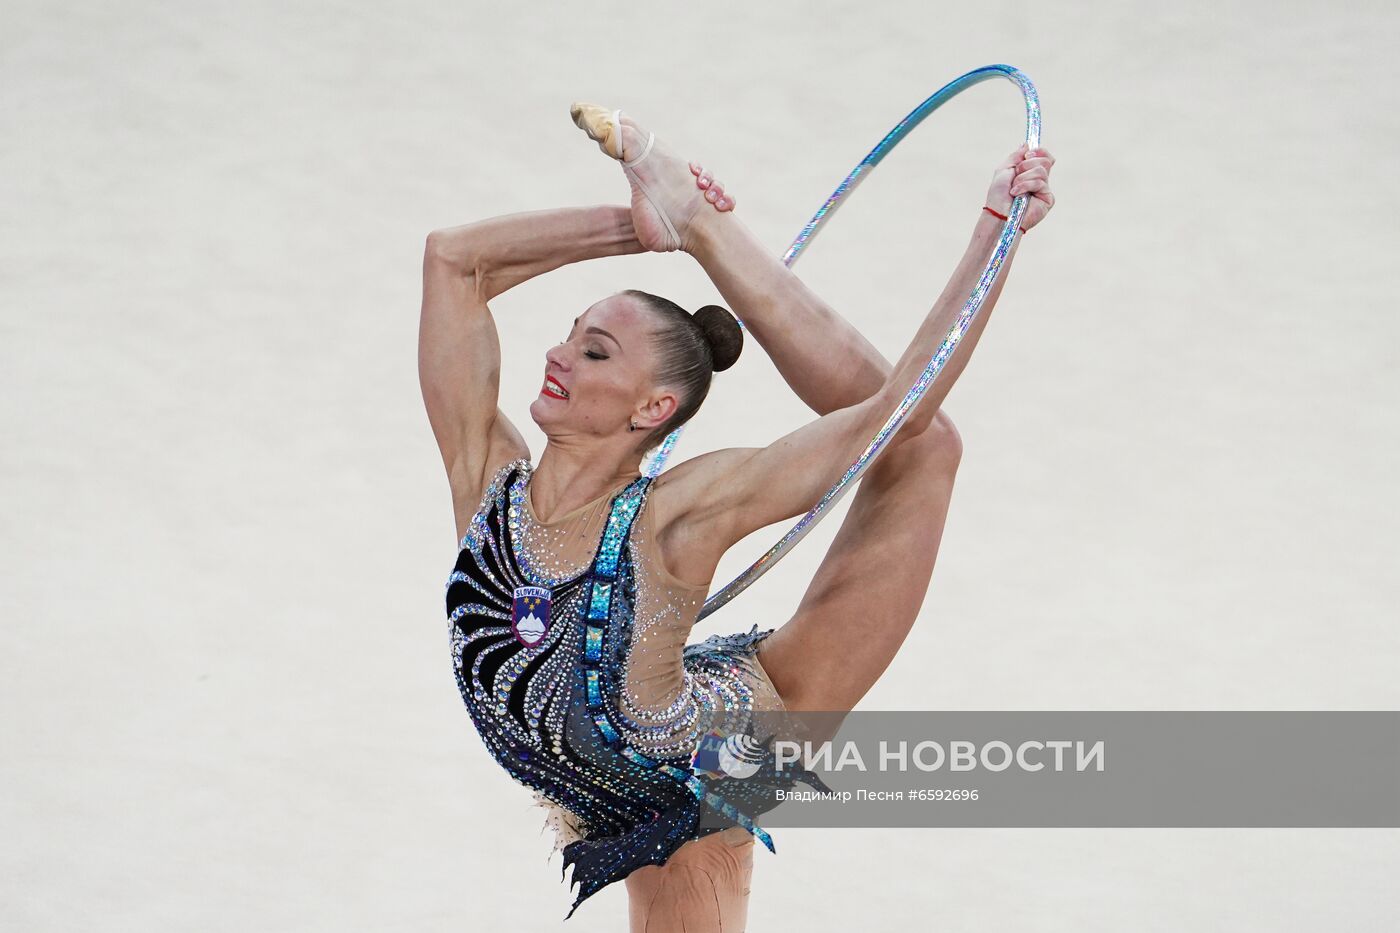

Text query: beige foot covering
(568, 101), (678, 247)
(570, 102), (628, 160)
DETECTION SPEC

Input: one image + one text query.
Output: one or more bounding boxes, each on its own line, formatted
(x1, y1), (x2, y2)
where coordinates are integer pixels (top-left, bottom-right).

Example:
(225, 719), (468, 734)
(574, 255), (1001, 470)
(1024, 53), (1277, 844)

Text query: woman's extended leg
(608, 111), (1020, 710)
(593, 108), (1026, 928)
(685, 203), (1014, 711)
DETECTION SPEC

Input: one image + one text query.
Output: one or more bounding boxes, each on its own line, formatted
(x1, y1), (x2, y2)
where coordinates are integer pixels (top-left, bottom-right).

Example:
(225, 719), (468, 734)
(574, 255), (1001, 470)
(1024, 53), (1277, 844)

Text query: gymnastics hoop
(639, 64), (1042, 622)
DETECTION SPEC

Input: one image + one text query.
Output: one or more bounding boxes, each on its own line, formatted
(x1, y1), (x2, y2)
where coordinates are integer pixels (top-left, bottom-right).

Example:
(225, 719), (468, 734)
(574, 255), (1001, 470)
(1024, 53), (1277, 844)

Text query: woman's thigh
(756, 410), (963, 713)
(625, 826), (756, 933)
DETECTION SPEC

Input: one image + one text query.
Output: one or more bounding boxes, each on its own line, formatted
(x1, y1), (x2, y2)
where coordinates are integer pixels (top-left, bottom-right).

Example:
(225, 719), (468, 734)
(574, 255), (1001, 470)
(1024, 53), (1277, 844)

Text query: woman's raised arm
(419, 205), (647, 507)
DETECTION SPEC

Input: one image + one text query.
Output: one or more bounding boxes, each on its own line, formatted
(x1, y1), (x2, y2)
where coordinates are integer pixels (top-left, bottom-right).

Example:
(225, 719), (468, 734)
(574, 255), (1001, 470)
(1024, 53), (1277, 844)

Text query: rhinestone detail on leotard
(446, 458), (824, 919)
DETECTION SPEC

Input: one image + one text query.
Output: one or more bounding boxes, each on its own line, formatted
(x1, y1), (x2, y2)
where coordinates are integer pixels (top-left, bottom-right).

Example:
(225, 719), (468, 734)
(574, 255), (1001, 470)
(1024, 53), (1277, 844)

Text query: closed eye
(564, 327), (609, 360)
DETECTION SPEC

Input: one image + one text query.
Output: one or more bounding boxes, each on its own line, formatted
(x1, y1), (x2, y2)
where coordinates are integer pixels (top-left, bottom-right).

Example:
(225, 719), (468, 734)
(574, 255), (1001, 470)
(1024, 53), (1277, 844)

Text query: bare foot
(570, 104), (735, 254)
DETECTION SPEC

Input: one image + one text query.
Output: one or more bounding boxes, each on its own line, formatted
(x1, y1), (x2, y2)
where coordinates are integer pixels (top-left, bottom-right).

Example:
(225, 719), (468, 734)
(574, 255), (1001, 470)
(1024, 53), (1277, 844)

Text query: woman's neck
(531, 442), (643, 523)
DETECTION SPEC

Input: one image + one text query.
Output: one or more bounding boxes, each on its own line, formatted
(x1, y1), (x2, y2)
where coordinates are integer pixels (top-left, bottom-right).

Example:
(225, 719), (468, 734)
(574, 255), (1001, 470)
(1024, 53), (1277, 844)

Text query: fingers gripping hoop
(639, 64), (1042, 622)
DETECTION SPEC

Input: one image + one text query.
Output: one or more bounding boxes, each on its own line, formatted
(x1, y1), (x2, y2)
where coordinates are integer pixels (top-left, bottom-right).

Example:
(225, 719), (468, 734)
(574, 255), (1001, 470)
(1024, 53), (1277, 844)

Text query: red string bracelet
(983, 205), (1027, 235)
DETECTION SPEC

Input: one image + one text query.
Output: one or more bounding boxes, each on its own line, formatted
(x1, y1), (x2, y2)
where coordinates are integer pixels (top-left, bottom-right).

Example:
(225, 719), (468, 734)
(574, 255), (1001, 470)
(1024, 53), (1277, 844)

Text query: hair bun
(692, 304), (743, 373)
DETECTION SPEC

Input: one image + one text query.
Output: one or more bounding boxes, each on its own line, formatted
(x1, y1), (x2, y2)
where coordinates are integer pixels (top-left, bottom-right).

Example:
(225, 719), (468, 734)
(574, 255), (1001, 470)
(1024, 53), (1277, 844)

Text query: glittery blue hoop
(640, 64), (1041, 621)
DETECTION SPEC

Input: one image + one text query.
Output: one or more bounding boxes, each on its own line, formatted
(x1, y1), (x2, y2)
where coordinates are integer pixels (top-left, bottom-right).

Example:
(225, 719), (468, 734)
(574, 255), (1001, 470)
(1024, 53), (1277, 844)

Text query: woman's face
(528, 294), (678, 445)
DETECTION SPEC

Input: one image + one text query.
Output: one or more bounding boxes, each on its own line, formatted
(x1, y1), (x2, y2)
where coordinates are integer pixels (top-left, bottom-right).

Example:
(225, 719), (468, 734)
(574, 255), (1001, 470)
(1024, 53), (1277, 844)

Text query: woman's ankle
(684, 204), (737, 259)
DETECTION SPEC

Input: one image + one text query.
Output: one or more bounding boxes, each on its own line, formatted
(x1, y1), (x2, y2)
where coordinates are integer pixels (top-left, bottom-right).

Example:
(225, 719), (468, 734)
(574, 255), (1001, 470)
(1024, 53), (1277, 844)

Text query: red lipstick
(541, 374), (569, 400)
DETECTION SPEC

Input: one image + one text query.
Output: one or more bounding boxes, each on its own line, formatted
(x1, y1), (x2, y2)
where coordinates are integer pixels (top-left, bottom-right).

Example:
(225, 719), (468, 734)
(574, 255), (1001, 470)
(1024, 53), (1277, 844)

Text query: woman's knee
(884, 407), (963, 473)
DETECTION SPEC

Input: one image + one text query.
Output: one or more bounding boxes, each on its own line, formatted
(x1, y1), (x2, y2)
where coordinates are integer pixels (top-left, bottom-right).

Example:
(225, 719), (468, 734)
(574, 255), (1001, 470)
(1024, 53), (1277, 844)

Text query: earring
(628, 421), (637, 432)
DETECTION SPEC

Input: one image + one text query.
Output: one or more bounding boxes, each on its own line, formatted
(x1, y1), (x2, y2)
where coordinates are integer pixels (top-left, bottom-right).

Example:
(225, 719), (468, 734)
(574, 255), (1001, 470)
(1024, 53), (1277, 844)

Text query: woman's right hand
(984, 143), (1056, 232)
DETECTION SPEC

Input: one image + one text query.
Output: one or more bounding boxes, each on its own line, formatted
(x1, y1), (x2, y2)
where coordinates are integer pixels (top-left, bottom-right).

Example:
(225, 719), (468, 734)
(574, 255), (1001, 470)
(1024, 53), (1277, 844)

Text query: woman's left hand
(985, 144), (1056, 232)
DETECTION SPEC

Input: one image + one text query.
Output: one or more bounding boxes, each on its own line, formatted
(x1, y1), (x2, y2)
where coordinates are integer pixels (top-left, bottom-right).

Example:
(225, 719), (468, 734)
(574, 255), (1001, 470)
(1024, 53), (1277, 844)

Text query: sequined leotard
(446, 458), (827, 918)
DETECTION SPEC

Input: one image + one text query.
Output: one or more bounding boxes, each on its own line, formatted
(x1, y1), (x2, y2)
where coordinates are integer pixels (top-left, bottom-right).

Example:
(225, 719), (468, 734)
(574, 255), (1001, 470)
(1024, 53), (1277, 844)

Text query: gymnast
(420, 102), (1055, 930)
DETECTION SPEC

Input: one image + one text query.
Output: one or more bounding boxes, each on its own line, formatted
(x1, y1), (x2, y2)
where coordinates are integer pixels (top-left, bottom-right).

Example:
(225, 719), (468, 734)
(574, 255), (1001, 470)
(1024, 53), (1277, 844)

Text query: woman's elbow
(424, 228), (479, 273)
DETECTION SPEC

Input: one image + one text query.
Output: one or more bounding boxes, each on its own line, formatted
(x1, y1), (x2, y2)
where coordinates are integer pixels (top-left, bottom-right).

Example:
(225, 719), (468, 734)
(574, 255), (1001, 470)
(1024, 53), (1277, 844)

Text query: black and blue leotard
(445, 458), (827, 918)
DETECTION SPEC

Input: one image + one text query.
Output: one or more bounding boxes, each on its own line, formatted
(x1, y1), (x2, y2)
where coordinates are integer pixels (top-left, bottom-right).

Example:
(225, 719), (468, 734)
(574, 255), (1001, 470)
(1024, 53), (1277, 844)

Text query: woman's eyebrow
(585, 326), (621, 349)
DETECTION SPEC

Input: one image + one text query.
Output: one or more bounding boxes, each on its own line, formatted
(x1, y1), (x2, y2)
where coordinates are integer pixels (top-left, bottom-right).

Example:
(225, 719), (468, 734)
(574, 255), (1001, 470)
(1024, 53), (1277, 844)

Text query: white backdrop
(3, 1), (1397, 929)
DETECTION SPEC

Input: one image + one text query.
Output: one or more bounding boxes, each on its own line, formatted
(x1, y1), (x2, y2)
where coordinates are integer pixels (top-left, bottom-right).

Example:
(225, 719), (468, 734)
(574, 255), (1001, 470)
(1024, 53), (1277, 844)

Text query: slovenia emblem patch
(511, 585), (552, 648)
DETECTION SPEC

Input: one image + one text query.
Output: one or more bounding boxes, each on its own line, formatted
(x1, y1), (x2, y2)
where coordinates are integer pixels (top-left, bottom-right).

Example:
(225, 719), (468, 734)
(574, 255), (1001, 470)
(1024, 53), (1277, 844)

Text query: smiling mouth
(542, 375), (570, 400)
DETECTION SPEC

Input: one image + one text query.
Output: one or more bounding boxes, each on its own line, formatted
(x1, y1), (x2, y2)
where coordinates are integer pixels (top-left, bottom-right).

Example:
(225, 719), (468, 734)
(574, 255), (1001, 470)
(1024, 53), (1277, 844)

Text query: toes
(690, 165), (734, 211)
